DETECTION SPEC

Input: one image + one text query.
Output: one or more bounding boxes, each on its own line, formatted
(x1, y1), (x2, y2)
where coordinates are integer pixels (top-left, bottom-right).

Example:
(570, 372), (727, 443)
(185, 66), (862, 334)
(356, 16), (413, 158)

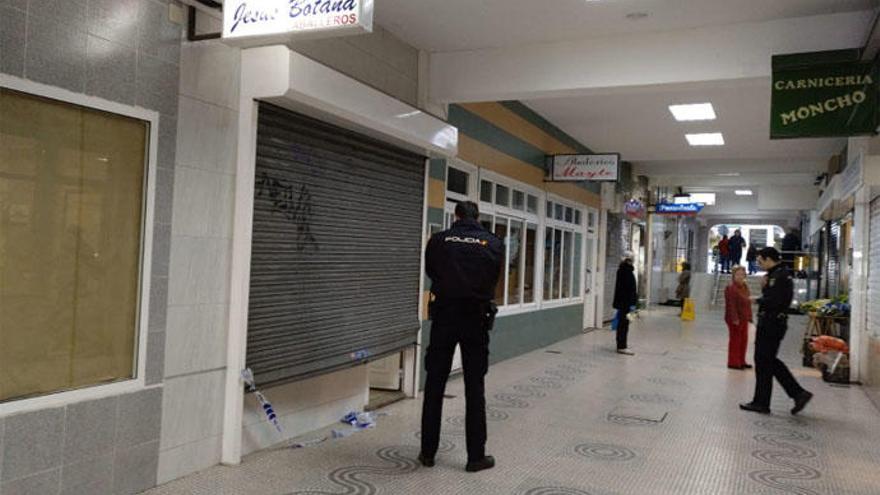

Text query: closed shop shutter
(247, 103), (426, 386)
(867, 199), (880, 339)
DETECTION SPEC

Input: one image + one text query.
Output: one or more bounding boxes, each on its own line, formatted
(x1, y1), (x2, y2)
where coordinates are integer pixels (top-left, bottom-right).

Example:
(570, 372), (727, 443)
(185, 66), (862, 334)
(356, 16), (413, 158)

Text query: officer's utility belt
(758, 311), (787, 321)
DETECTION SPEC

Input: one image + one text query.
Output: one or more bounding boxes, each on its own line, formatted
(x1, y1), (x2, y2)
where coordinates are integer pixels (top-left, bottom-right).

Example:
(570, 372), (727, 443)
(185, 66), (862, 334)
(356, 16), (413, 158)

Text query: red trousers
(727, 321), (749, 367)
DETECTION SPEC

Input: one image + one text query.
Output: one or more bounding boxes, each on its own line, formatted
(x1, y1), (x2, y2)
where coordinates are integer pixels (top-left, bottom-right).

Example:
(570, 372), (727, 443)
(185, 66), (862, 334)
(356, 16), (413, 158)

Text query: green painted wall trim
(429, 158), (447, 181)
(427, 207), (444, 226)
(448, 104), (547, 170)
(500, 101), (593, 154)
(419, 304), (584, 389)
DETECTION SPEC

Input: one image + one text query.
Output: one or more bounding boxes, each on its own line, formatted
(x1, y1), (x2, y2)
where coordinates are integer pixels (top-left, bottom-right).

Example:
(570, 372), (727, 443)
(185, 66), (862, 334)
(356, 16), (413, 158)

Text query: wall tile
(0, 0), (26, 11)
(85, 35), (136, 105)
(136, 84), (178, 118)
(87, 0), (140, 47)
(149, 274), (169, 317)
(60, 454), (112, 495)
(63, 397), (117, 464)
(168, 237), (231, 306)
(28, 0), (87, 26)
(25, 16), (87, 93)
(164, 304), (228, 377)
(158, 114), (178, 169)
(145, 331), (166, 386)
(2, 468), (61, 495)
(151, 221), (172, 279)
(179, 42), (241, 110)
(156, 434), (221, 485)
(171, 166), (235, 238)
(2, 408), (64, 482)
(0, 6), (26, 77)
(148, 276), (169, 333)
(112, 441), (158, 495)
(154, 166), (175, 226)
(137, 0), (181, 64)
(137, 52), (180, 99)
(116, 388), (162, 449)
(176, 96), (237, 175)
(160, 370), (224, 450)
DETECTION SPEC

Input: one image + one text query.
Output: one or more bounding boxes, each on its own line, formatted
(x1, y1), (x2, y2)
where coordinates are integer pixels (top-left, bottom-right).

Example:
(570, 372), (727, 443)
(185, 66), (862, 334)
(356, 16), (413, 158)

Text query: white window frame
(0, 75), (159, 415)
(542, 193), (586, 309)
(478, 170), (542, 316)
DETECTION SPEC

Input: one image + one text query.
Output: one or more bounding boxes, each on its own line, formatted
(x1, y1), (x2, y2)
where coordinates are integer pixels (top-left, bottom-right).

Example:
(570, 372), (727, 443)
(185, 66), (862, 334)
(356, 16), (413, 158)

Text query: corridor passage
(145, 309), (879, 495)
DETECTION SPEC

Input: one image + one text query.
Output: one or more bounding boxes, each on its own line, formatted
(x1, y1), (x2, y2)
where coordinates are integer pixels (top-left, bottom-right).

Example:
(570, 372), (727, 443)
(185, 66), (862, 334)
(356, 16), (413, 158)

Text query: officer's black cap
(757, 246), (781, 261)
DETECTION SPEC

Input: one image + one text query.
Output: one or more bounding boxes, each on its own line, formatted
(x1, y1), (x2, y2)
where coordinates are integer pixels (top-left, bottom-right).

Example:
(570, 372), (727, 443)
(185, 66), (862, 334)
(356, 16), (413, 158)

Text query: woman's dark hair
(681, 262), (691, 271)
(454, 200), (480, 220)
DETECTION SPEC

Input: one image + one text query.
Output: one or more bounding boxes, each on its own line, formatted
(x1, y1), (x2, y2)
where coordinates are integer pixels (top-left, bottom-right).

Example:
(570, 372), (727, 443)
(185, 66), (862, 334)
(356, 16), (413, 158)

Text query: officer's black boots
(417, 452), (435, 468)
(465, 455), (495, 473)
(791, 390), (813, 415)
(738, 402), (771, 414)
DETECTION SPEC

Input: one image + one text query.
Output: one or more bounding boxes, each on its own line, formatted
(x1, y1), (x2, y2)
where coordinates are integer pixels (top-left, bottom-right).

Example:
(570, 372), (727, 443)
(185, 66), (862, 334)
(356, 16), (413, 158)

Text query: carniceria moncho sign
(771, 50), (878, 139)
(223, 0), (374, 47)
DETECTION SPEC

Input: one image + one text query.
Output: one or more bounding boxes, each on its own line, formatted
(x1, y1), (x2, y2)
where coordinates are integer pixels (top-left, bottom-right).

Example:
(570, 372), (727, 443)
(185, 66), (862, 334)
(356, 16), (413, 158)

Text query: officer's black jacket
(758, 263), (793, 314)
(425, 219), (504, 302)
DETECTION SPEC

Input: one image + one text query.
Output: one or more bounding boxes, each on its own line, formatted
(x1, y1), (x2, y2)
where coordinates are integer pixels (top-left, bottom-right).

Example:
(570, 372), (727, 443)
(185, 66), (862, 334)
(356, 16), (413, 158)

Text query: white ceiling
(522, 78), (844, 186)
(375, 0), (873, 52)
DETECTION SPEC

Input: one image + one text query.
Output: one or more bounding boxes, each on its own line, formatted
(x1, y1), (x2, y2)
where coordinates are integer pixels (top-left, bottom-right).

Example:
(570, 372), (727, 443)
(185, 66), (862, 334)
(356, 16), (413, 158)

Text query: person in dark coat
(728, 229), (746, 268)
(746, 244), (758, 275)
(781, 229), (801, 271)
(718, 235), (730, 273)
(613, 252), (638, 355)
(421, 201), (503, 473)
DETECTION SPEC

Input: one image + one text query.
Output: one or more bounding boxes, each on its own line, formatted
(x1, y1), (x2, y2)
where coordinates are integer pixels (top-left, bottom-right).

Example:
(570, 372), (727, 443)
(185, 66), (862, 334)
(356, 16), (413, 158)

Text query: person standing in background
(728, 230), (746, 268)
(718, 235), (730, 274)
(613, 252), (639, 356)
(747, 244), (758, 275)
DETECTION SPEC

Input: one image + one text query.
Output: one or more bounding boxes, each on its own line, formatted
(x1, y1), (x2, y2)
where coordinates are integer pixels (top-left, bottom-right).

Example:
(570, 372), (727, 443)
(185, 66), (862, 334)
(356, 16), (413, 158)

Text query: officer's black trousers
(752, 318), (805, 407)
(421, 303), (489, 462)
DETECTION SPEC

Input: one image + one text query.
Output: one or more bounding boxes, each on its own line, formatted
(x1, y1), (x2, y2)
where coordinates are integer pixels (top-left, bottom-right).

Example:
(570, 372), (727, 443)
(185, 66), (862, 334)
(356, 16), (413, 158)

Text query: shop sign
(550, 154), (619, 182)
(655, 203), (704, 215)
(223, 0), (374, 47)
(771, 50), (879, 139)
(624, 199), (646, 219)
(839, 150), (865, 200)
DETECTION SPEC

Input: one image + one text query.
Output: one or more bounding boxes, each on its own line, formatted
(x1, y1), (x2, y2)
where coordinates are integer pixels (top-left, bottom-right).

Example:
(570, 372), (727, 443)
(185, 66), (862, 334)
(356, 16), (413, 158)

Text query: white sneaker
(617, 348), (635, 356)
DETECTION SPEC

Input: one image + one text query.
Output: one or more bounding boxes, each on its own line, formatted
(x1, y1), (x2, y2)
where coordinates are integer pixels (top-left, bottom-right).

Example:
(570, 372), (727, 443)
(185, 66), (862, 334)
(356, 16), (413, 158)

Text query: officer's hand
(762, 276), (769, 288)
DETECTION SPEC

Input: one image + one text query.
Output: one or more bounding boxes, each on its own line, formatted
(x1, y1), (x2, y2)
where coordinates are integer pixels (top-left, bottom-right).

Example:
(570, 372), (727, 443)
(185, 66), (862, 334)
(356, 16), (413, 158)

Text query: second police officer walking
(740, 247), (814, 415)
(420, 201), (503, 473)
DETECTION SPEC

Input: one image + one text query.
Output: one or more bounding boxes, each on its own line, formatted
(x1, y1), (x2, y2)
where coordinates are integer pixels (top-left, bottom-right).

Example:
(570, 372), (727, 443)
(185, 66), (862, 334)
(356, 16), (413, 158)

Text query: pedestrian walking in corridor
(740, 248), (813, 415)
(725, 265), (752, 370)
(613, 252), (638, 355)
(421, 201), (504, 473)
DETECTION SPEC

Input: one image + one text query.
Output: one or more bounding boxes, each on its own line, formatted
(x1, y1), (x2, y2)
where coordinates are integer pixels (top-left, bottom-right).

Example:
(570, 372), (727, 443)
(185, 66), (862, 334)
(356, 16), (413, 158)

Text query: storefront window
(446, 166), (469, 195)
(0, 89), (148, 403)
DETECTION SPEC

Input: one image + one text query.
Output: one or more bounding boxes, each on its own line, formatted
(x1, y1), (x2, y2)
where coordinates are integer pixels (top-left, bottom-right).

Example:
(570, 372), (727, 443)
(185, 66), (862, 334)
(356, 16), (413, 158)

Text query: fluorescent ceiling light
(673, 194), (691, 204)
(689, 192), (716, 205)
(716, 172), (740, 177)
(735, 190), (753, 196)
(669, 103), (716, 121)
(686, 133), (725, 146)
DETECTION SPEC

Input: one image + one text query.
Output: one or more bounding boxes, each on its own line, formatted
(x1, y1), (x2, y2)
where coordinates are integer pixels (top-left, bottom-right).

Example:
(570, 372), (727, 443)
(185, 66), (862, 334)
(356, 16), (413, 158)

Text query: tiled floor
(144, 309), (880, 495)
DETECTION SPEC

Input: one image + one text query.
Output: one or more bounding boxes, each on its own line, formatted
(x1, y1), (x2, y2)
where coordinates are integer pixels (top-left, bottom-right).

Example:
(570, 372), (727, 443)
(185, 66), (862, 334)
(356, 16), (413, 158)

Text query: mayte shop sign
(549, 154), (620, 182)
(223, 0), (374, 47)
(771, 49), (878, 139)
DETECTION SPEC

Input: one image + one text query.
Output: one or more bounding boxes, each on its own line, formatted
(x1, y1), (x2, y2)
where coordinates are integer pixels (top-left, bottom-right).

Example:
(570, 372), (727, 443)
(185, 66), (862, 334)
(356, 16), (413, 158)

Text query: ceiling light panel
(669, 103), (716, 122)
(735, 190), (753, 196)
(685, 133), (725, 146)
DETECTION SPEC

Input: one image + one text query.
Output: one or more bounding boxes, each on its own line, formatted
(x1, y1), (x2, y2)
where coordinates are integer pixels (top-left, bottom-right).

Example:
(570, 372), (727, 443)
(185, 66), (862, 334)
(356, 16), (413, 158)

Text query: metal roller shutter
(868, 199), (880, 340)
(247, 103), (426, 386)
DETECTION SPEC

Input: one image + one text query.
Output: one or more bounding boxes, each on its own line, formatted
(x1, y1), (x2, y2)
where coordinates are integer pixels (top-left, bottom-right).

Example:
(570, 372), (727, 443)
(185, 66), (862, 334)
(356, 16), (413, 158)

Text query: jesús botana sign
(771, 50), (878, 139)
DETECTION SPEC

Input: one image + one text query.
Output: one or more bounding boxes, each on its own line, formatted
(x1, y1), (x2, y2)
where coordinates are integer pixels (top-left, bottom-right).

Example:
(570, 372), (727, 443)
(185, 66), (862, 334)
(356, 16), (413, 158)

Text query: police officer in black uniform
(740, 247), (813, 415)
(419, 200), (503, 473)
